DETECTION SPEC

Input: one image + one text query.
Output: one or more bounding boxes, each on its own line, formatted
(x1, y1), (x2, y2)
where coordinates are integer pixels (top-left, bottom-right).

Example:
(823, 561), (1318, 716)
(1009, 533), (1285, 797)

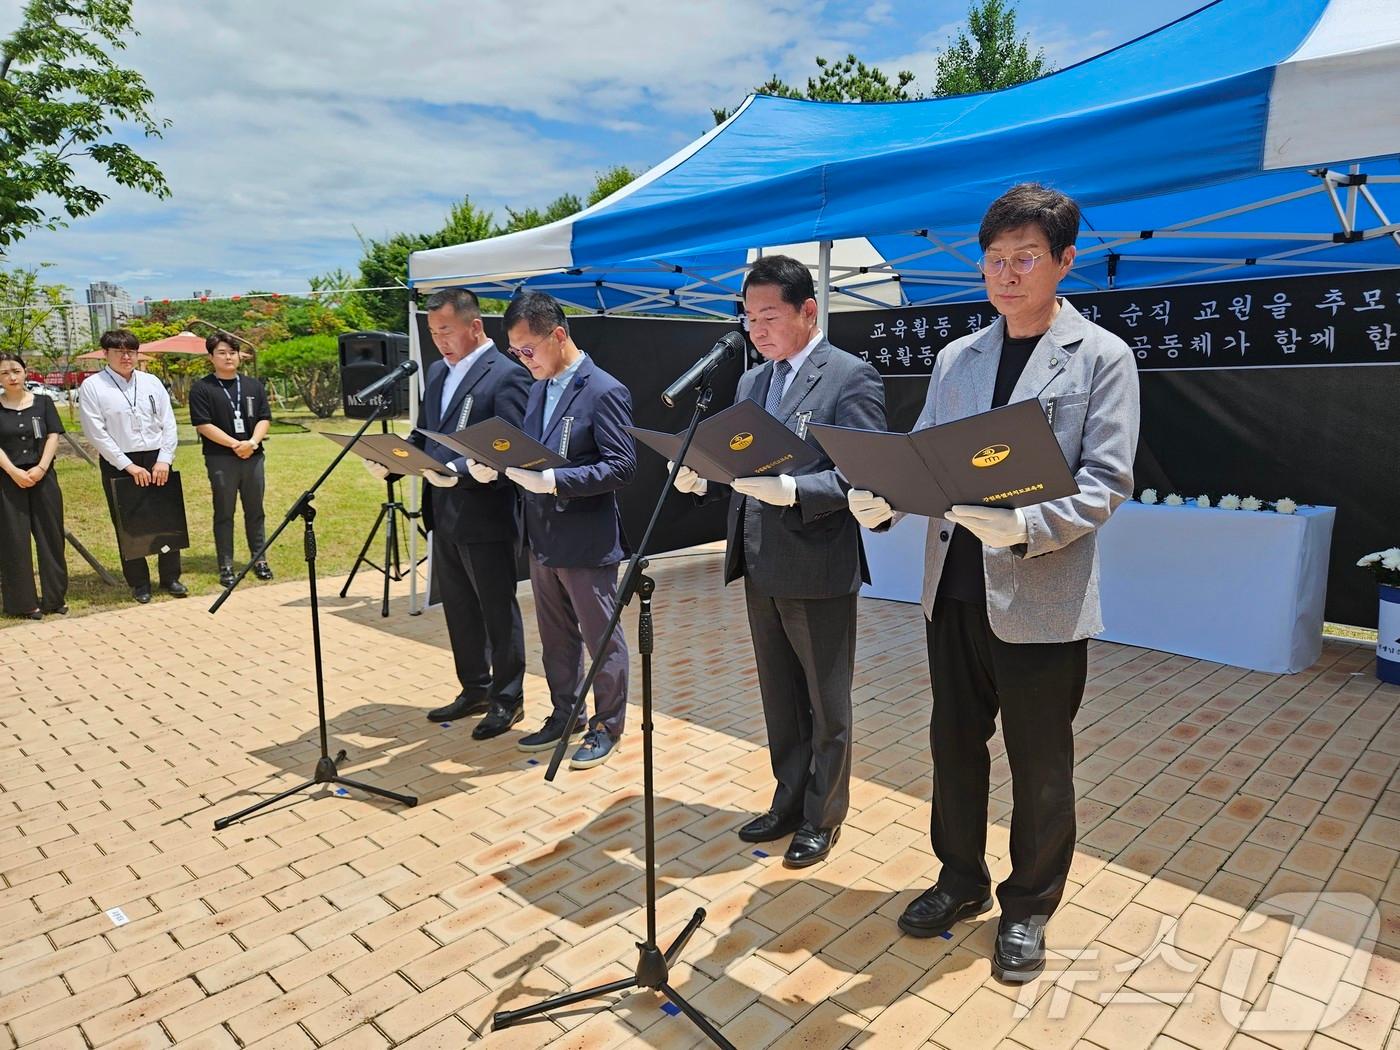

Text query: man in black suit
(473, 291), (637, 771)
(364, 287), (530, 737)
(672, 255), (885, 867)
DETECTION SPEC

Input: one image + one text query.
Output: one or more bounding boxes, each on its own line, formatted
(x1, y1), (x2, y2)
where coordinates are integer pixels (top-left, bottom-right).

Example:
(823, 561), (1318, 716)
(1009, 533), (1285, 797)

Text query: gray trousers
(528, 555), (628, 737)
(206, 455), (266, 569)
(744, 582), (857, 829)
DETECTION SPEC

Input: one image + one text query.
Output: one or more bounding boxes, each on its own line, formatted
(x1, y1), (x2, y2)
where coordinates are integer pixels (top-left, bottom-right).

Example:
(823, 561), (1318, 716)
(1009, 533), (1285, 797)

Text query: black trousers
(100, 451), (181, 590)
(0, 469), (67, 615)
(744, 583), (858, 829)
(206, 455), (266, 569)
(927, 597), (1087, 922)
(435, 536), (525, 706)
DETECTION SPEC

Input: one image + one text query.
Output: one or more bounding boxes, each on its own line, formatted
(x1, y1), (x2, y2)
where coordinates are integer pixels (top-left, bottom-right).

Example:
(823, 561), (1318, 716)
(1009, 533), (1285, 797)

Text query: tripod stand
(210, 401), (418, 831)
(492, 378), (735, 1049)
(340, 419), (423, 617)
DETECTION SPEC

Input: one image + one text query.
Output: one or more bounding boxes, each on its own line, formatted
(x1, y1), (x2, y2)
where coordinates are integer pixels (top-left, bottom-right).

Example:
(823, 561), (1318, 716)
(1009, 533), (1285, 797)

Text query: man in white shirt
(78, 329), (186, 603)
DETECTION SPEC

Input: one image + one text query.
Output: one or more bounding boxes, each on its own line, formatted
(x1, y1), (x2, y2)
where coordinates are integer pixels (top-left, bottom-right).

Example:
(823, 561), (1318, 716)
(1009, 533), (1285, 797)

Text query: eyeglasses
(507, 344), (538, 360)
(977, 249), (1052, 277)
(108, 349), (140, 357)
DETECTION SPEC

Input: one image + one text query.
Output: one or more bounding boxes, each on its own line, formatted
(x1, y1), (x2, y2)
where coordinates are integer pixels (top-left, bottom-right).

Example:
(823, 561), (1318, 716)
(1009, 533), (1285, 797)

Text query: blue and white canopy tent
(409, 0), (1400, 318)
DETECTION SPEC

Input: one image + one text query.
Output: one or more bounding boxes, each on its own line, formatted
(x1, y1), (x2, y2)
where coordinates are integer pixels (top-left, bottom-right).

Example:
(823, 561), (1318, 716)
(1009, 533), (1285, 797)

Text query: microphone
(352, 358), (419, 402)
(661, 331), (744, 407)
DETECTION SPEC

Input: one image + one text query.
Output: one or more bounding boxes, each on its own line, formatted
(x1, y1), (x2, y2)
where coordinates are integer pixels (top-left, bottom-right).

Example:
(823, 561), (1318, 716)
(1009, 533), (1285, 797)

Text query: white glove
(362, 459), (390, 481)
(944, 505), (1028, 549)
(847, 489), (893, 529)
(422, 469), (459, 488)
(732, 474), (797, 508)
(505, 466), (557, 495)
(465, 458), (499, 484)
(668, 461), (707, 496)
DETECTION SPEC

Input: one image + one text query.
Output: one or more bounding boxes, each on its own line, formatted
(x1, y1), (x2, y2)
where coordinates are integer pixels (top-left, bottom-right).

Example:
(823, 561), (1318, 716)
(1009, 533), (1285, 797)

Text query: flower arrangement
(1136, 489), (1305, 514)
(1357, 547), (1400, 587)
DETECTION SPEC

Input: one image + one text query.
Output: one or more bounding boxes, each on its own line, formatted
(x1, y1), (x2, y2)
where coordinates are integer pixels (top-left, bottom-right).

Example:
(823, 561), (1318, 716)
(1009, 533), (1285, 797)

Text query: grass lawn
(4, 402), (421, 627)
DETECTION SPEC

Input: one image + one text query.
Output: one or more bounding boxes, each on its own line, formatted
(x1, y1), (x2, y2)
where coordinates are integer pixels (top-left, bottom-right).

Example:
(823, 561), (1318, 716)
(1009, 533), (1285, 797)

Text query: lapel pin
(1049, 357), (1060, 367)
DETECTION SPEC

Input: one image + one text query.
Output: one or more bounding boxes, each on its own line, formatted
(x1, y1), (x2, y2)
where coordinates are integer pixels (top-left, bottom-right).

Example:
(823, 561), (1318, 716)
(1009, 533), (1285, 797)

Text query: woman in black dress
(0, 353), (68, 618)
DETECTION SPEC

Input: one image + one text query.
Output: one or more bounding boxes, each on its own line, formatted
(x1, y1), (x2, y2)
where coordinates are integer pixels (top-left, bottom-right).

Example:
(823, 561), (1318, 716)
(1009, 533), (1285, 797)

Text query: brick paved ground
(1, 547), (1397, 1049)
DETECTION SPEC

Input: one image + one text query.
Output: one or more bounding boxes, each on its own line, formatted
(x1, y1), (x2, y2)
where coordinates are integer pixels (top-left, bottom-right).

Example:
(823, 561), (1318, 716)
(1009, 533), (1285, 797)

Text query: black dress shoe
(993, 916), (1047, 983)
(472, 700), (524, 740)
(218, 568), (236, 588)
(253, 562), (274, 581)
(428, 693), (491, 722)
(737, 809), (803, 843)
(133, 588), (152, 604)
(897, 885), (993, 938)
(783, 823), (840, 868)
(163, 580), (189, 597)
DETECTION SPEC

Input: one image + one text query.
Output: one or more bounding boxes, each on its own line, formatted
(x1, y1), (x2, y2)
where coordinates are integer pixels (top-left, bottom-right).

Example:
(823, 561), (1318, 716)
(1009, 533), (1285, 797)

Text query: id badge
(233, 415), (246, 436)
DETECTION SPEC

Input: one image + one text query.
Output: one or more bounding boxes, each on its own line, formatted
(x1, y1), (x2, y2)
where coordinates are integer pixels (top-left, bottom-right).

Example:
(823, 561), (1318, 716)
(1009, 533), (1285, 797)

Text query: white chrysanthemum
(1139, 488), (1158, 505)
(1164, 493), (1185, 506)
(1240, 496), (1263, 511)
(1358, 553), (1381, 566)
(1195, 494), (1211, 508)
(1275, 497), (1298, 514)
(1218, 494), (1241, 510)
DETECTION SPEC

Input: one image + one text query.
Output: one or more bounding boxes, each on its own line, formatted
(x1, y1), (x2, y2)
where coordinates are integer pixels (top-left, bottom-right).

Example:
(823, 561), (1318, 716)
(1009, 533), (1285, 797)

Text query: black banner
(828, 269), (1400, 375)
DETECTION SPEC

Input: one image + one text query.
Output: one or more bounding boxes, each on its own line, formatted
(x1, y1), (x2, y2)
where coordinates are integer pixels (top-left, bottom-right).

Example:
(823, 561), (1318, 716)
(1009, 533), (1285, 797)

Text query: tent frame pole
(817, 240), (832, 331)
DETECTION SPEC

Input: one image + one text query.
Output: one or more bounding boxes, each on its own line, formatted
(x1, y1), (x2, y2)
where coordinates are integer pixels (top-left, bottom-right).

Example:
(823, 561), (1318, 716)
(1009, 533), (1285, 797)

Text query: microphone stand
(492, 364), (735, 1049)
(209, 398), (418, 830)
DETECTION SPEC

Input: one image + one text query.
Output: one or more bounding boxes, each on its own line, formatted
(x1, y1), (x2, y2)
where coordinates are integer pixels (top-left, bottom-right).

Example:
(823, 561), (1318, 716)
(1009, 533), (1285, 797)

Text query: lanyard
(217, 376), (242, 416)
(104, 368), (140, 413)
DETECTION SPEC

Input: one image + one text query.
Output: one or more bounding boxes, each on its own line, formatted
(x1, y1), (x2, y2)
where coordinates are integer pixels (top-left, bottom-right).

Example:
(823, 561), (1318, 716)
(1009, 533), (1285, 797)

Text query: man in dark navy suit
(473, 290), (636, 770)
(363, 287), (531, 737)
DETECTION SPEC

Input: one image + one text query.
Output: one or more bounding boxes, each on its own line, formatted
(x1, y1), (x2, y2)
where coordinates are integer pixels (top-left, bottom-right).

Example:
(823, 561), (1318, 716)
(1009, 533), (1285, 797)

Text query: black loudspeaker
(339, 331), (410, 419)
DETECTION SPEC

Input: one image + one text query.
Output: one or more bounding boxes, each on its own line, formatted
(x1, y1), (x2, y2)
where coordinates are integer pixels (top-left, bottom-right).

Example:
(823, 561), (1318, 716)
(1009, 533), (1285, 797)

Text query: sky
(2, 0), (1207, 305)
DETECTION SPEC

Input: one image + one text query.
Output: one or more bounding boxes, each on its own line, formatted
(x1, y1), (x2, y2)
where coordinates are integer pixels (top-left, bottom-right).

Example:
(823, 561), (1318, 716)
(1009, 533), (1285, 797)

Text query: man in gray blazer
(674, 254), (885, 868)
(848, 184), (1139, 981)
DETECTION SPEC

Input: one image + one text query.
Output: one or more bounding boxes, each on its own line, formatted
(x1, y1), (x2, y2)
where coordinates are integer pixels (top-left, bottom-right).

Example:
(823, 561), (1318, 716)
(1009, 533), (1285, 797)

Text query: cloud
(0, 0), (1200, 301)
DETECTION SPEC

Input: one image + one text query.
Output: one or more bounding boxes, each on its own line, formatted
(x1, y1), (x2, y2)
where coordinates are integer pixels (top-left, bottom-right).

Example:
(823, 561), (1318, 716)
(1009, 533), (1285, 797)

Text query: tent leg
(817, 240), (832, 332)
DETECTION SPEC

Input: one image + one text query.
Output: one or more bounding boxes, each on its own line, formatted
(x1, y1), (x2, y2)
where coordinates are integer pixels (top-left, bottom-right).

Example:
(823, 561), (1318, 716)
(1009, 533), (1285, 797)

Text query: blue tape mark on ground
(661, 1003), (681, 1016)
(752, 850), (768, 858)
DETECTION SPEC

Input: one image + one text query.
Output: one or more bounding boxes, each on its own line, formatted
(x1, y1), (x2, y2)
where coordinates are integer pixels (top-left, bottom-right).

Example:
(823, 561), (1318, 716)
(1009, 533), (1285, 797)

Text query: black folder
(626, 399), (821, 485)
(108, 472), (190, 561)
(322, 432), (449, 475)
(415, 419), (569, 473)
(808, 398), (1079, 518)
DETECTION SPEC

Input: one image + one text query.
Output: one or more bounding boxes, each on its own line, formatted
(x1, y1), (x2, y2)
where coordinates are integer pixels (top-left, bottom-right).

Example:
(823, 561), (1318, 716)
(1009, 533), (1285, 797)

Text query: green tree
(500, 193), (582, 235)
(0, 0), (170, 248)
(713, 55), (918, 124)
(357, 195), (498, 331)
(0, 262), (65, 355)
(587, 166), (636, 207)
(933, 0), (1053, 97)
(259, 334), (341, 418)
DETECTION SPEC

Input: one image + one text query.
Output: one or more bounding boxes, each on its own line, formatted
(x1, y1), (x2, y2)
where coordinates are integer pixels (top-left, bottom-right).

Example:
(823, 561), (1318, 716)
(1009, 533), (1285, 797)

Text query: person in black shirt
(0, 353), (68, 618)
(188, 332), (273, 586)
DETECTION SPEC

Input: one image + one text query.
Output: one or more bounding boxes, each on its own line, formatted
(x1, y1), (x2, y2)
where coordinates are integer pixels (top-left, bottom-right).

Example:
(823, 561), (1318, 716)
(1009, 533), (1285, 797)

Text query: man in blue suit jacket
(471, 291), (636, 770)
(363, 288), (531, 738)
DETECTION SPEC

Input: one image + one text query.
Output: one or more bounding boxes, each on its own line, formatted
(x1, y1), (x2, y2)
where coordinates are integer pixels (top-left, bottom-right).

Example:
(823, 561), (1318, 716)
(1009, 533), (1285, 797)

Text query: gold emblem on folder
(729, 433), (754, 451)
(971, 444), (1010, 468)
(492, 438), (511, 452)
(391, 448), (409, 458)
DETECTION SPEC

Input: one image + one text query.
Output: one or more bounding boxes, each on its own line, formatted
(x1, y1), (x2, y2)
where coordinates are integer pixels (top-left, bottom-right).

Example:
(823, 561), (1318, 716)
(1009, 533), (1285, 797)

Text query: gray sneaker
(516, 713), (584, 752)
(569, 724), (618, 769)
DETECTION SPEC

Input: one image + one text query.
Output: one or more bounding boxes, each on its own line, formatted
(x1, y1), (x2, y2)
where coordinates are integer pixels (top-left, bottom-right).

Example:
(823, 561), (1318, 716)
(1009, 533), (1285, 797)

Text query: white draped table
(861, 503), (1336, 674)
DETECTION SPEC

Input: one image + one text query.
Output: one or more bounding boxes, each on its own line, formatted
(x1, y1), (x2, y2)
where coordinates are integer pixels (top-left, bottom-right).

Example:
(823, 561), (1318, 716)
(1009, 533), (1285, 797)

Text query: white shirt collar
(448, 339), (492, 378)
(777, 329), (823, 374)
(105, 366), (138, 388)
